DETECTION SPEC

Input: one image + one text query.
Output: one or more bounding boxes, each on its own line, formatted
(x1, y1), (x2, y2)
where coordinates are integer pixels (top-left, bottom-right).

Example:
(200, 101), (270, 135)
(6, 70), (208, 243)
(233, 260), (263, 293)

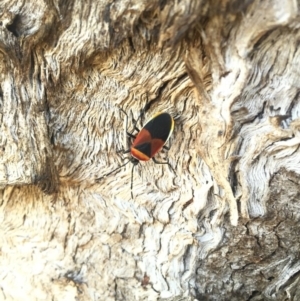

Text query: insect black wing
(143, 113), (173, 142)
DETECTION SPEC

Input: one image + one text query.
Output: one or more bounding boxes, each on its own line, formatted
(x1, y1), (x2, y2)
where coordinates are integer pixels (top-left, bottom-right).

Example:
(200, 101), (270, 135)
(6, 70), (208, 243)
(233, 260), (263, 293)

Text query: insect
(97, 106), (175, 197)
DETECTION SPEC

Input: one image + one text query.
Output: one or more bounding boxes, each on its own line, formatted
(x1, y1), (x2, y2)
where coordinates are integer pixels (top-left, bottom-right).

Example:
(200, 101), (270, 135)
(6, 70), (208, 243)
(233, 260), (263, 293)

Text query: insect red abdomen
(130, 112), (174, 161)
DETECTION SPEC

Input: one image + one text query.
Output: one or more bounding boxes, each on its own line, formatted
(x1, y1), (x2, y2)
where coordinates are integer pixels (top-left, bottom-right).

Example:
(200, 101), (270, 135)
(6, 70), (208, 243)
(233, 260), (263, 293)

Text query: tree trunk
(0, 0), (299, 300)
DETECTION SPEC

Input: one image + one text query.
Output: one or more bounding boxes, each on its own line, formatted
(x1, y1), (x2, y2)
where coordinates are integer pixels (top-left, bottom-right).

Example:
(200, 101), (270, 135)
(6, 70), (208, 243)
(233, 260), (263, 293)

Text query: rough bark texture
(0, 0), (299, 300)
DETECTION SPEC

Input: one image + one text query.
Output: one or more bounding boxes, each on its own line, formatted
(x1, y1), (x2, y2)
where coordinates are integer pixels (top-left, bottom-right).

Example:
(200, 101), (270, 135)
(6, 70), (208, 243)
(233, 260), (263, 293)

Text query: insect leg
(152, 157), (176, 174)
(117, 148), (130, 154)
(131, 114), (142, 134)
(162, 139), (172, 151)
(127, 132), (137, 140)
(96, 159), (132, 182)
(116, 133), (136, 154)
(119, 107), (140, 136)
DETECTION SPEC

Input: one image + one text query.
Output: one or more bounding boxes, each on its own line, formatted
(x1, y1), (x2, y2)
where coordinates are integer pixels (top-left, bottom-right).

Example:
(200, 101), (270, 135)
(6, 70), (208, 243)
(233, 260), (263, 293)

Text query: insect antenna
(130, 159), (139, 198)
(130, 164), (135, 198)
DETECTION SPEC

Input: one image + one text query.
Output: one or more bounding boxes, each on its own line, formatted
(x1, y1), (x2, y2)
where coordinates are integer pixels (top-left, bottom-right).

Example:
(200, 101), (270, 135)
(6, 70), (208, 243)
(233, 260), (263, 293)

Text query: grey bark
(0, 0), (299, 300)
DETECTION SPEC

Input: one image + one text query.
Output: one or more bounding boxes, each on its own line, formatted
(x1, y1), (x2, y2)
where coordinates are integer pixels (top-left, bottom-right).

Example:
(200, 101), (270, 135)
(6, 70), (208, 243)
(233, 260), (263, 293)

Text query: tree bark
(0, 0), (299, 300)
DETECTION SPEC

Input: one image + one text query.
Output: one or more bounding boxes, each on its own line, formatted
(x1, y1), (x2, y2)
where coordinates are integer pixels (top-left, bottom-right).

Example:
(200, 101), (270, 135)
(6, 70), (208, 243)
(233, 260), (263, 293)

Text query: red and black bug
(97, 106), (175, 197)
(130, 111), (174, 161)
